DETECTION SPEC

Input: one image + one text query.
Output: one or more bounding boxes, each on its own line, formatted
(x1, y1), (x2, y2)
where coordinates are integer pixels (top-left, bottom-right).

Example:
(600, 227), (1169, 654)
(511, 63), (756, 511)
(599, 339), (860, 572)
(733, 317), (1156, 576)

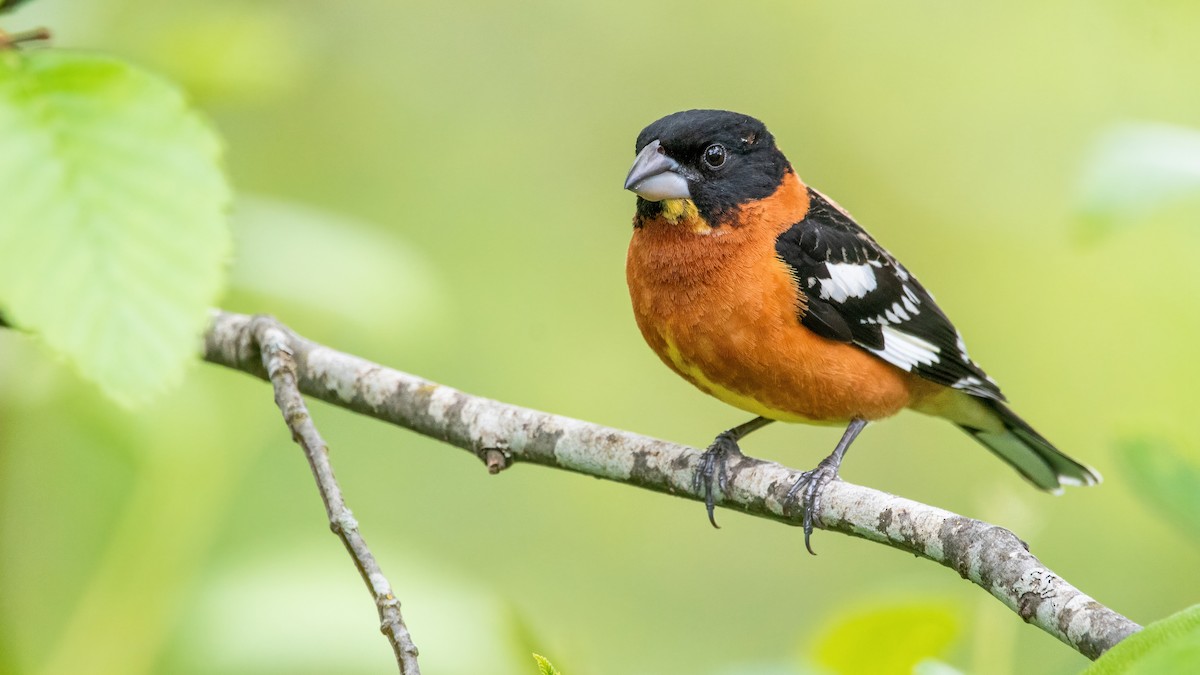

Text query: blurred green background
(2, 1), (1199, 673)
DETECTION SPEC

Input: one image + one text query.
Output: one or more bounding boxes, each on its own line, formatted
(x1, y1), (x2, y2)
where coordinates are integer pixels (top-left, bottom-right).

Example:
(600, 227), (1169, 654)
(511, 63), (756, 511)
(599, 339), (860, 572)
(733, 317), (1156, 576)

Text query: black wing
(775, 187), (1004, 401)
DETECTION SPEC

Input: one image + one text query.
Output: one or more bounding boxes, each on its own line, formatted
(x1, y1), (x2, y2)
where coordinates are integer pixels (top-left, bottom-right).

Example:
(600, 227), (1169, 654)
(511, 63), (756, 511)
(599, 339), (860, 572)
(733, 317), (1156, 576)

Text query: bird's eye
(702, 143), (727, 169)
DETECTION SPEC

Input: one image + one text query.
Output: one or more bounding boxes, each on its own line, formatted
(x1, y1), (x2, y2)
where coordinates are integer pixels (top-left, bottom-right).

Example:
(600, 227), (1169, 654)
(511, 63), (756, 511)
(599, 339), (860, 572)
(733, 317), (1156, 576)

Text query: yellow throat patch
(660, 198), (697, 223)
(659, 199), (713, 235)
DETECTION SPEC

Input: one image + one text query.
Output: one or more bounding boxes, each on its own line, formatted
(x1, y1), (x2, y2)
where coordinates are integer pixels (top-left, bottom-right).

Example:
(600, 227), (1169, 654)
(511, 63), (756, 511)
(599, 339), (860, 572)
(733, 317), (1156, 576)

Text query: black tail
(959, 399), (1101, 492)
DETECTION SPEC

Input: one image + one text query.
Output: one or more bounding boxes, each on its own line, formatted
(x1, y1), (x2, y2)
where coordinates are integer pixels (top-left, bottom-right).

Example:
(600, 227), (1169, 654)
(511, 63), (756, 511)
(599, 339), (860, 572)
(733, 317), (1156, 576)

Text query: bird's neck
(627, 170), (813, 291)
(725, 169), (810, 229)
(632, 170), (810, 234)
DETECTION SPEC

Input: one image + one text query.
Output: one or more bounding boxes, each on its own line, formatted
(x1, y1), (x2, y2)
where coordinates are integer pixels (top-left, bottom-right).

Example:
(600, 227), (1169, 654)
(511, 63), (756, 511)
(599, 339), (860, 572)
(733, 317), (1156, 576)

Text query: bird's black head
(624, 110), (790, 225)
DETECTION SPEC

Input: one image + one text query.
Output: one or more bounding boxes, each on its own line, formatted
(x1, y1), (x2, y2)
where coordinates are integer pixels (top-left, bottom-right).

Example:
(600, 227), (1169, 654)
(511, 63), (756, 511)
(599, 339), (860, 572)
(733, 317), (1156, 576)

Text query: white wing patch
(819, 262), (879, 303)
(869, 325), (941, 371)
(862, 285), (923, 326)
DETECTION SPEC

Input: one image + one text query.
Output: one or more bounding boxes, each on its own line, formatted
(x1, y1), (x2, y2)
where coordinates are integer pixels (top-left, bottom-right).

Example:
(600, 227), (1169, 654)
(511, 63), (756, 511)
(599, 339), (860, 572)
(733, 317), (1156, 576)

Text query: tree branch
(246, 316), (421, 673)
(204, 309), (1139, 661)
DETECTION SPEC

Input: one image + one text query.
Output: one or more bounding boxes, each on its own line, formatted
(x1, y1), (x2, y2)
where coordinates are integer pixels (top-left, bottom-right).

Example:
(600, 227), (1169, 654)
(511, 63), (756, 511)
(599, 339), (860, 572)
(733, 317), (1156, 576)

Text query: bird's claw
(784, 457), (842, 555)
(693, 431), (742, 528)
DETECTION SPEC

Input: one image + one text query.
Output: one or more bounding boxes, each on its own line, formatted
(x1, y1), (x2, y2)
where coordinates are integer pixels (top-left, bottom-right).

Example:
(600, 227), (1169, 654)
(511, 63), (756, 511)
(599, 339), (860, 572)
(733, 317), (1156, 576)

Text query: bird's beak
(623, 139), (692, 201)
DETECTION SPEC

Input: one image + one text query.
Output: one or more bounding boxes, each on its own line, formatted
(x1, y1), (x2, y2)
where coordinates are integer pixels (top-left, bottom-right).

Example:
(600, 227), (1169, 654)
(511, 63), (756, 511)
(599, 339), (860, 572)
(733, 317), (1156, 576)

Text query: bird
(622, 109), (1100, 553)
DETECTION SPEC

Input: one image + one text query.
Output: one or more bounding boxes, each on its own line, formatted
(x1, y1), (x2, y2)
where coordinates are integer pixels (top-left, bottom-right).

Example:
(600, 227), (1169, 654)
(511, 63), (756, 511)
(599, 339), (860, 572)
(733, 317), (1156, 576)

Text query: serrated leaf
(810, 601), (960, 675)
(1076, 123), (1200, 239)
(0, 50), (230, 405)
(1115, 438), (1200, 543)
(532, 653), (562, 675)
(1084, 605), (1200, 675)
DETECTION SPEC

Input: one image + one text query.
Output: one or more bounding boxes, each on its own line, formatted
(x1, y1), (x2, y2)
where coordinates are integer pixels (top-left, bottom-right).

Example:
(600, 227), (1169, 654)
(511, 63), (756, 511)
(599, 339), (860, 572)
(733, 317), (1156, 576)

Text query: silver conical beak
(623, 140), (691, 201)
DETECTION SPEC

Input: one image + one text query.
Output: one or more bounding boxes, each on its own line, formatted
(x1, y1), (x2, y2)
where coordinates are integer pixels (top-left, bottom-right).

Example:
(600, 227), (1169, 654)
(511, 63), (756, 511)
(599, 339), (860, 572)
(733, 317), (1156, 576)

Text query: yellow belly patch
(661, 333), (813, 423)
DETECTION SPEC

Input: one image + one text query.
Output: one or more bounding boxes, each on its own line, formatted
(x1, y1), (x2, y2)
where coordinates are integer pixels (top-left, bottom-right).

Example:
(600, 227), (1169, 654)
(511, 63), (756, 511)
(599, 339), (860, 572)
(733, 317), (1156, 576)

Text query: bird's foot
(693, 431), (744, 528)
(784, 455), (843, 555)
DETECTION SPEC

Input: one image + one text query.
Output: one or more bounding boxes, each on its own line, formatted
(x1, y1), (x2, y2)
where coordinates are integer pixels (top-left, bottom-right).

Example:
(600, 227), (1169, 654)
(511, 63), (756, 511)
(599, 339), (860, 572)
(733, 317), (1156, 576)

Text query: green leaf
(1084, 605), (1200, 674)
(1076, 123), (1200, 239)
(810, 601), (960, 675)
(0, 50), (230, 405)
(533, 653), (562, 675)
(1115, 438), (1200, 543)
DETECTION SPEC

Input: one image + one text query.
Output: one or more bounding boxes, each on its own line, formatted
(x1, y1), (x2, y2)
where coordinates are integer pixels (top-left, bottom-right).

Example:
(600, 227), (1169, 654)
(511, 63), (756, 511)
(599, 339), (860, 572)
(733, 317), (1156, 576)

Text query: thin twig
(205, 309), (1140, 661)
(0, 27), (51, 49)
(248, 316), (421, 674)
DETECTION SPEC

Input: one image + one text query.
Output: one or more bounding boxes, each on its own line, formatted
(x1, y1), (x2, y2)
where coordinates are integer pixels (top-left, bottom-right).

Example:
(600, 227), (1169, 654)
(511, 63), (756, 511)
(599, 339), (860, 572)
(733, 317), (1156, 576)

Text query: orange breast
(626, 172), (929, 423)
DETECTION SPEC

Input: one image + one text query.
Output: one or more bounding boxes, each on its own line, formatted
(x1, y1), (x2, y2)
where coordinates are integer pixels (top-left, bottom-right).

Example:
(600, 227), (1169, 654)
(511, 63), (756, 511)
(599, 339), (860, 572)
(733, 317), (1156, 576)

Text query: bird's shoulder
(773, 186), (1005, 401)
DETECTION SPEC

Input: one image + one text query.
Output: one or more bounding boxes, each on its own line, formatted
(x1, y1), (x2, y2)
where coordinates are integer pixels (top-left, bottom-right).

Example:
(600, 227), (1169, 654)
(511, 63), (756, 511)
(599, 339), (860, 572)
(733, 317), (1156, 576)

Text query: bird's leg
(695, 416), (774, 528)
(785, 417), (868, 555)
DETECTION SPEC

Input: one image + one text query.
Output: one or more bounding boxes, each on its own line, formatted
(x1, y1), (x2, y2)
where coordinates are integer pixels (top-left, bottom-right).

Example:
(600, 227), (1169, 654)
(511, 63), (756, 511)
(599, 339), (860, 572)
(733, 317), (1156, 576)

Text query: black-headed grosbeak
(623, 110), (1099, 552)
